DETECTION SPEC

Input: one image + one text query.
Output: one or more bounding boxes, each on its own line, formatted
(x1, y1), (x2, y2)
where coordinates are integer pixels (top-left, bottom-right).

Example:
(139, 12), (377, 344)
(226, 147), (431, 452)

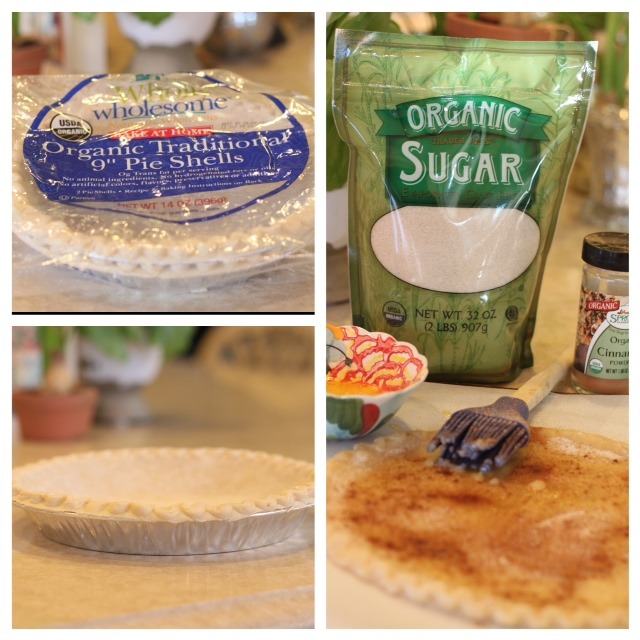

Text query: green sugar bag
(333, 30), (596, 383)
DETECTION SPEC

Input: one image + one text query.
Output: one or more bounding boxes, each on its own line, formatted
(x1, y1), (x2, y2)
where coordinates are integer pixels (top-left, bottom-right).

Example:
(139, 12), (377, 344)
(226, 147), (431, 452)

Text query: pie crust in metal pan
(13, 447), (314, 555)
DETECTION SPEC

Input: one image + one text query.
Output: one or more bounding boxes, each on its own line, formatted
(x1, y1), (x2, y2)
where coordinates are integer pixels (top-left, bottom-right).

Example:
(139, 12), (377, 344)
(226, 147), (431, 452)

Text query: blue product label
(23, 73), (310, 224)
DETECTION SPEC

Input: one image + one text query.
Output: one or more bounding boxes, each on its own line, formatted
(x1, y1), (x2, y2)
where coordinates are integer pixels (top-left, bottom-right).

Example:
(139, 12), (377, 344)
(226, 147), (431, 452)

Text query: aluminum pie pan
(15, 502), (312, 555)
(12, 447), (314, 555)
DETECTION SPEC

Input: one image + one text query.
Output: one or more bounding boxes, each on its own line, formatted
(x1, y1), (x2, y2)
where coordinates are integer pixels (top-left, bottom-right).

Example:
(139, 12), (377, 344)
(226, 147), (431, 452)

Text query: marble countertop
(12, 357), (315, 629)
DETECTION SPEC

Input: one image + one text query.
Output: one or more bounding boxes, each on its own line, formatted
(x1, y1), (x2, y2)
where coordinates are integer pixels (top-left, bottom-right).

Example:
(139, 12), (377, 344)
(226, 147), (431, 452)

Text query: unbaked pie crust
(14, 448), (314, 555)
(327, 428), (628, 628)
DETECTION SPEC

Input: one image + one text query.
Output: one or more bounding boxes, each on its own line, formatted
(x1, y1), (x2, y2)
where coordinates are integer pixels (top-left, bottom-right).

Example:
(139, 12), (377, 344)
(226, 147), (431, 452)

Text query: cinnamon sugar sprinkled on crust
(328, 428), (628, 627)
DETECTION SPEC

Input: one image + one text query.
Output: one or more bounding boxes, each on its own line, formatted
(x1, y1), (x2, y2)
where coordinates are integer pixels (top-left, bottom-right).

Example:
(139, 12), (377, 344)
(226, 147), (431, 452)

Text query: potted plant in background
(115, 12), (218, 73)
(12, 12), (49, 75)
(38, 327), (197, 425)
(571, 12), (629, 231)
(445, 12), (575, 41)
(13, 327), (99, 441)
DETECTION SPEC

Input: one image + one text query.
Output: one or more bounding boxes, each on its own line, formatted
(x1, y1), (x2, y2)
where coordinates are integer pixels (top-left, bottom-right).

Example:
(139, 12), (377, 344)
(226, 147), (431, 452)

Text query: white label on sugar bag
(370, 206), (540, 293)
(23, 73), (310, 224)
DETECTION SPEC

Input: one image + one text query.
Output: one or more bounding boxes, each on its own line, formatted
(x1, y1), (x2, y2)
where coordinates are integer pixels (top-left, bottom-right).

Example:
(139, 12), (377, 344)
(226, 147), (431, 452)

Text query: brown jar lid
(582, 232), (629, 272)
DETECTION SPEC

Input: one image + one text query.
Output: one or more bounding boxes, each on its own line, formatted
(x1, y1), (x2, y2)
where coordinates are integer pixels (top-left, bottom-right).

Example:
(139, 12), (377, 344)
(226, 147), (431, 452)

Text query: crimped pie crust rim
(327, 430), (628, 629)
(13, 447), (314, 523)
(13, 172), (315, 280)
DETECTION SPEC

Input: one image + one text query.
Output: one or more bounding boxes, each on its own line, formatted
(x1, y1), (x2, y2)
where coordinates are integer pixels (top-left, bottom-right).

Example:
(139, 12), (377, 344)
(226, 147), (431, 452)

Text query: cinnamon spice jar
(571, 232), (629, 394)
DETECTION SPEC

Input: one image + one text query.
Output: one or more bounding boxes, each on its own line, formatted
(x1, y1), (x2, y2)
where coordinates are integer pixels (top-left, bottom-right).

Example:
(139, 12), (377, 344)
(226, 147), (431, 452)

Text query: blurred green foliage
(37, 327), (197, 371)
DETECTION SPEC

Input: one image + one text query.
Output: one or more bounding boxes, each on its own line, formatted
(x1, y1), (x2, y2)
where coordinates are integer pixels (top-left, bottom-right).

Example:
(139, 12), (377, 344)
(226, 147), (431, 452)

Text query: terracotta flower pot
(12, 39), (48, 75)
(13, 387), (99, 441)
(445, 13), (570, 42)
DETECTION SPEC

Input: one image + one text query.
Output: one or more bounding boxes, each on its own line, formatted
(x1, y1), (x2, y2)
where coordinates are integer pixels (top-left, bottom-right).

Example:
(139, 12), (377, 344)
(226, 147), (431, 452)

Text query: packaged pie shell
(12, 69), (314, 290)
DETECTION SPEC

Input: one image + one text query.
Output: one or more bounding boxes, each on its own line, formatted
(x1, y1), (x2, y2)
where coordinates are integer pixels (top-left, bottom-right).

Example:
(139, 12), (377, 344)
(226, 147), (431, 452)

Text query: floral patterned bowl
(326, 325), (428, 439)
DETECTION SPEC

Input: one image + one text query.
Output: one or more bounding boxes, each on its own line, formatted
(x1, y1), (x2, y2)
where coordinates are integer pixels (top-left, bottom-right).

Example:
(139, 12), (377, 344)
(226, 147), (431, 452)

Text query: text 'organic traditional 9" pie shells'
(12, 70), (314, 289)
(327, 428), (628, 628)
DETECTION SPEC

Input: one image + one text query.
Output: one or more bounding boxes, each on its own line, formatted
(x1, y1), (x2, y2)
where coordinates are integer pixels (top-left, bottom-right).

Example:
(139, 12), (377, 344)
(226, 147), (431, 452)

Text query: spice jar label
(575, 289), (629, 380)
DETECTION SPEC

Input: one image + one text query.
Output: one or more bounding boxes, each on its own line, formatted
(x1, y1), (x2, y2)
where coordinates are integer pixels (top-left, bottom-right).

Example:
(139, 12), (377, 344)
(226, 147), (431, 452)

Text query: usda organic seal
(50, 113), (92, 142)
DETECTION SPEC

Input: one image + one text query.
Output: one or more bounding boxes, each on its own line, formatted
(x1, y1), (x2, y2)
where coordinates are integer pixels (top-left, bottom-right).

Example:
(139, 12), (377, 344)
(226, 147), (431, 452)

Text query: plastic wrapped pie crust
(12, 70), (314, 289)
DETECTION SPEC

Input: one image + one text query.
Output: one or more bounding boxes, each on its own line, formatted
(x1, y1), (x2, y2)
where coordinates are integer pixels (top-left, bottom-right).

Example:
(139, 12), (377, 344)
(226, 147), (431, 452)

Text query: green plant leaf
(132, 13), (173, 27)
(327, 60), (350, 192)
(12, 12), (20, 39)
(73, 13), (98, 22)
(77, 326), (196, 360)
(77, 327), (130, 360)
(37, 327), (71, 371)
(146, 327), (197, 359)
(430, 13), (447, 36)
(35, 327), (197, 374)
(550, 12), (627, 106)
